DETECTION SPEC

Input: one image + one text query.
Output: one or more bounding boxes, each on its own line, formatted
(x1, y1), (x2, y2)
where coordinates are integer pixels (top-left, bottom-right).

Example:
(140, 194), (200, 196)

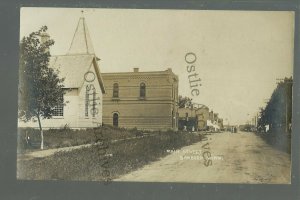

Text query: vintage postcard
(17, 7), (293, 184)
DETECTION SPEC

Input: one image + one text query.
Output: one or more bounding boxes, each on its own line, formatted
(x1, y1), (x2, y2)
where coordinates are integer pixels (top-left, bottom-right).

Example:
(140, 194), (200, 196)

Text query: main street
(115, 131), (291, 184)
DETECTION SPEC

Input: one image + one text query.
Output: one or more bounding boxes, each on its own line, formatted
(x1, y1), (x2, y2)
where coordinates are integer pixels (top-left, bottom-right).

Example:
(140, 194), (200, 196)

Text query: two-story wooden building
(18, 17), (105, 129)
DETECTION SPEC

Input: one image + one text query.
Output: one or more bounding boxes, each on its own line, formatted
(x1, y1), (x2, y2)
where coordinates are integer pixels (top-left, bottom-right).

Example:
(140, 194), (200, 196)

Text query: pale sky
(20, 8), (294, 125)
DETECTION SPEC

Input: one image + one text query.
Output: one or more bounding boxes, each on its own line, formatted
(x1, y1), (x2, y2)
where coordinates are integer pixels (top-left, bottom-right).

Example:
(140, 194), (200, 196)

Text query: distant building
(218, 118), (224, 130)
(19, 17), (105, 128)
(178, 107), (197, 131)
(102, 68), (178, 131)
(214, 113), (219, 123)
(178, 104), (210, 131)
(209, 111), (214, 122)
(178, 107), (197, 119)
(195, 106), (210, 130)
(209, 112), (221, 131)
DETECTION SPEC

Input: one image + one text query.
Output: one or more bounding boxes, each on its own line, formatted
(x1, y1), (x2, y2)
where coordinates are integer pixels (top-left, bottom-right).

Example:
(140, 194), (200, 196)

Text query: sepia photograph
(17, 7), (294, 184)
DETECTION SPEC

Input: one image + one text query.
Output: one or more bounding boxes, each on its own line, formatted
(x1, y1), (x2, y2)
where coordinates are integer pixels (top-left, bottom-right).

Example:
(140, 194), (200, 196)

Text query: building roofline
(67, 17), (95, 55)
(102, 69), (178, 78)
(51, 53), (95, 57)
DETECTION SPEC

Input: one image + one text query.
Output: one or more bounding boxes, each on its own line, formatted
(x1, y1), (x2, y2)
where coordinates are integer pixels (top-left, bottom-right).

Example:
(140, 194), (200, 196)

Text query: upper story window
(85, 87), (89, 117)
(199, 114), (204, 120)
(140, 83), (146, 98)
(113, 83), (119, 98)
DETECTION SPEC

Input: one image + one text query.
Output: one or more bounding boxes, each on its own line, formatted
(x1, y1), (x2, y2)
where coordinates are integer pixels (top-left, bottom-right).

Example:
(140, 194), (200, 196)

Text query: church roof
(47, 16), (105, 93)
(67, 17), (95, 55)
(48, 54), (105, 93)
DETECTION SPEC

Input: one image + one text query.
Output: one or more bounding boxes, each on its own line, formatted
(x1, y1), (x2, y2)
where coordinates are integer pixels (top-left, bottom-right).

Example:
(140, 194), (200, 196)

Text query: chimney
(133, 68), (139, 73)
(167, 68), (172, 72)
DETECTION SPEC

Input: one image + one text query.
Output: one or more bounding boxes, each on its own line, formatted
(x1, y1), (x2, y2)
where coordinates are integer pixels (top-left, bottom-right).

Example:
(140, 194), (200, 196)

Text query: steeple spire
(67, 16), (95, 55)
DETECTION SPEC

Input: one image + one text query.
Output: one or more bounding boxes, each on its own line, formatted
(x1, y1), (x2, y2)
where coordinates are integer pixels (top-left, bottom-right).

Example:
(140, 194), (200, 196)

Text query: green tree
(18, 26), (65, 149)
(178, 95), (193, 108)
(257, 77), (292, 133)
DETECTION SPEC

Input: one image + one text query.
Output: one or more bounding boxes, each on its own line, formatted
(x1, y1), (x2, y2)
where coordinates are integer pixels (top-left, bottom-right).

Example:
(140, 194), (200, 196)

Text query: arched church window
(113, 113), (119, 127)
(85, 86), (89, 117)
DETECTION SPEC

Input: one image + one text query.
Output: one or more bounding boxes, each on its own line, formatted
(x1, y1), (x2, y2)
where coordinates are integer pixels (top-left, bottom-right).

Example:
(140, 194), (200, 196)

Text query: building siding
(18, 63), (103, 129)
(102, 69), (178, 131)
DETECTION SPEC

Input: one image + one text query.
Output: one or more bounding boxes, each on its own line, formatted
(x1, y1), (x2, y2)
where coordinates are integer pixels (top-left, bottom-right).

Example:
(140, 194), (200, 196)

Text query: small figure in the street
(183, 125), (187, 131)
(265, 124), (269, 133)
(25, 131), (31, 147)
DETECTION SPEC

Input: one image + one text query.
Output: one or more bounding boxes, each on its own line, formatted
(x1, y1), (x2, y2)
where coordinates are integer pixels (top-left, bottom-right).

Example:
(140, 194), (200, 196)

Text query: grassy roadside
(18, 125), (147, 151)
(257, 132), (291, 154)
(17, 132), (202, 181)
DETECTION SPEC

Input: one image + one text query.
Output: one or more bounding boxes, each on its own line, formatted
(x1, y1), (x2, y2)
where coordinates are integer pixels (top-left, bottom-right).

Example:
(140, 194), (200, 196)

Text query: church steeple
(67, 16), (95, 55)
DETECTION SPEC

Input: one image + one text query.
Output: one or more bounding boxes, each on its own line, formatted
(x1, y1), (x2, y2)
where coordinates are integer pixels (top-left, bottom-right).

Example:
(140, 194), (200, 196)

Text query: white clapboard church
(19, 17), (106, 128)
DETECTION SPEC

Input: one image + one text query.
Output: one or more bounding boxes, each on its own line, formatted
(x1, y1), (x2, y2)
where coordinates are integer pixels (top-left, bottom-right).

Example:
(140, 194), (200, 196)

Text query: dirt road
(115, 131), (291, 184)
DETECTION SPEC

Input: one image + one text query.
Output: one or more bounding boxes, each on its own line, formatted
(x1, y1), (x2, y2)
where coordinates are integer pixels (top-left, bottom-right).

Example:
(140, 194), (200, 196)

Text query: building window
(172, 84), (174, 99)
(172, 110), (174, 128)
(53, 95), (64, 117)
(92, 90), (96, 117)
(140, 83), (146, 98)
(185, 113), (188, 118)
(85, 85), (98, 117)
(176, 112), (179, 128)
(85, 86), (89, 117)
(113, 83), (119, 98)
(200, 114), (204, 120)
(113, 113), (119, 127)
